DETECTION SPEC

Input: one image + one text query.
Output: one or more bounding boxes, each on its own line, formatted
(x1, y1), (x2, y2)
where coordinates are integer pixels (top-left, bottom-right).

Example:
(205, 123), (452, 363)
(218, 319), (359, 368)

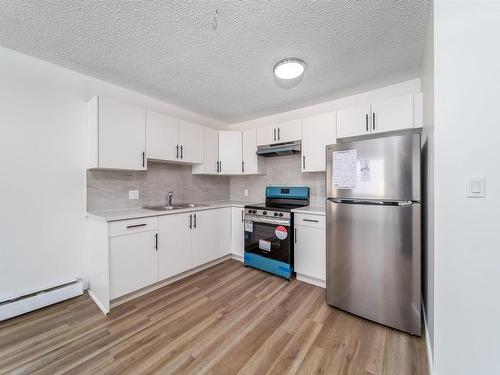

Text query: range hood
(256, 140), (301, 157)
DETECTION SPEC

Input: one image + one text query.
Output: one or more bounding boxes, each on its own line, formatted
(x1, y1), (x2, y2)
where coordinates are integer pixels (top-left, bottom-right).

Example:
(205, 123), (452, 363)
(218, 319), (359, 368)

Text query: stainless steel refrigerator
(325, 133), (421, 335)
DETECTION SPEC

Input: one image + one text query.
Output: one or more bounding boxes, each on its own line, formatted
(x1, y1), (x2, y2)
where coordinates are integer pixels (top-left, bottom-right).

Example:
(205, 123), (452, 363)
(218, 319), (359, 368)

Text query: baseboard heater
(0, 279), (83, 321)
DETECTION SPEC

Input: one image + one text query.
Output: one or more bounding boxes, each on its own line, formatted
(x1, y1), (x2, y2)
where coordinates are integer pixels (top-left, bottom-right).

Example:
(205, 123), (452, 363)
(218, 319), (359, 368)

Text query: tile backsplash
(87, 162), (230, 211)
(229, 154), (326, 206)
(87, 155), (325, 211)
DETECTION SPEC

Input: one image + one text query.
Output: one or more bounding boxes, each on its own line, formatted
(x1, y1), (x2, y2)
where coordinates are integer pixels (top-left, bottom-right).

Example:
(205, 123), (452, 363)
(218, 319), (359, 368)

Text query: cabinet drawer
(295, 214), (325, 228)
(109, 217), (158, 237)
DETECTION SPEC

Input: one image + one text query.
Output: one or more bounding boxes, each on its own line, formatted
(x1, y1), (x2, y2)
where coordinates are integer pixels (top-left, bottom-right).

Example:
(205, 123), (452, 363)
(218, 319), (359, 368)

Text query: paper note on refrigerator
(332, 150), (357, 189)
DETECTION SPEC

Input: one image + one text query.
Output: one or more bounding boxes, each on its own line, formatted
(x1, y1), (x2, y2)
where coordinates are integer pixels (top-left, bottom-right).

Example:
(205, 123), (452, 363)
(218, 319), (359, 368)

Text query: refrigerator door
(326, 133), (420, 201)
(326, 199), (421, 335)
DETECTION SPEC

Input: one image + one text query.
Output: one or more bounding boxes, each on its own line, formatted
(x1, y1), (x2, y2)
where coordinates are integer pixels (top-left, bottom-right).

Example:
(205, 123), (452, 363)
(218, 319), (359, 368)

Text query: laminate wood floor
(0, 259), (428, 375)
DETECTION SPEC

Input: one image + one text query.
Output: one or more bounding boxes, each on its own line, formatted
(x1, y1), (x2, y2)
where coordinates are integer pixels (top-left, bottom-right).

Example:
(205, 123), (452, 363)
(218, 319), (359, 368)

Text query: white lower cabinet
(218, 207), (232, 257)
(158, 212), (193, 280)
(109, 230), (159, 300)
(231, 207), (245, 258)
(192, 210), (219, 267)
(294, 213), (326, 287)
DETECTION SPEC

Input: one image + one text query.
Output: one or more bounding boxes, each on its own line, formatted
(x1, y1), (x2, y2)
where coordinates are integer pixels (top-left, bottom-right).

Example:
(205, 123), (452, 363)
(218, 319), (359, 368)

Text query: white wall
(420, 1), (435, 370)
(229, 79), (421, 129)
(434, 2), (500, 374)
(0, 46), (222, 300)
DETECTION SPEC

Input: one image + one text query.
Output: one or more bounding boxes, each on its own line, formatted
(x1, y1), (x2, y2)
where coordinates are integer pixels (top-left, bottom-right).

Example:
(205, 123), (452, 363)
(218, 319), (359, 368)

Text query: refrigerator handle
(328, 198), (414, 206)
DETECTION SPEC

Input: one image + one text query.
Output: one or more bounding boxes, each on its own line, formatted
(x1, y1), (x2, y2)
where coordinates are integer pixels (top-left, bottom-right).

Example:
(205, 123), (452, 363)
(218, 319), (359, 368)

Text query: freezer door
(326, 133), (420, 201)
(326, 199), (421, 335)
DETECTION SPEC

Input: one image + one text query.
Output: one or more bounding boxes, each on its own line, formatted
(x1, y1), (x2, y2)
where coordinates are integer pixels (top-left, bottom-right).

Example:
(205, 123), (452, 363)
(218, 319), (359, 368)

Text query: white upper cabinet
(371, 94), (414, 134)
(256, 120), (302, 145)
(302, 112), (336, 172)
(242, 128), (267, 175)
(277, 119), (302, 143)
(337, 104), (371, 139)
(192, 127), (219, 174)
(88, 96), (146, 170)
(178, 120), (204, 164)
(146, 110), (178, 161)
(337, 93), (422, 139)
(218, 131), (242, 174)
(256, 125), (276, 146)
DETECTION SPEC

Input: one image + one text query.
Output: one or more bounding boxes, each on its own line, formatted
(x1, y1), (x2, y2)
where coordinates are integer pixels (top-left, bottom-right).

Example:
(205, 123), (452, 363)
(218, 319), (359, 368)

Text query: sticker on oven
(259, 239), (271, 252)
(275, 225), (288, 240)
(244, 220), (253, 232)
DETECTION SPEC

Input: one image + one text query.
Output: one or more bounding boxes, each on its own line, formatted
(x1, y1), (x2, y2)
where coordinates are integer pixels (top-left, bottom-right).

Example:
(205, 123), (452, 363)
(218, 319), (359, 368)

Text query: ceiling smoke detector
(273, 58), (306, 80)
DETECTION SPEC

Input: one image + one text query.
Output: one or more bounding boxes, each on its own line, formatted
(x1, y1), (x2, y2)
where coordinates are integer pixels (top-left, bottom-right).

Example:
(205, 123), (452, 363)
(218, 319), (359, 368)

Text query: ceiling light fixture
(273, 58), (306, 80)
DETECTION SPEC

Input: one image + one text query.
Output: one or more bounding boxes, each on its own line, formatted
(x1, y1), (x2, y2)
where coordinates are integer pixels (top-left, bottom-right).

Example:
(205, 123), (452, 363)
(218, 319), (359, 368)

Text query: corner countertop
(87, 200), (253, 222)
(291, 204), (326, 216)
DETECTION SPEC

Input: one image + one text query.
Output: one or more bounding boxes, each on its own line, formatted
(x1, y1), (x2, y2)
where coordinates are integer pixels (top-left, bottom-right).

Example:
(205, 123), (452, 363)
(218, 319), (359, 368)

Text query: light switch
(244, 189), (249, 197)
(467, 177), (485, 198)
(129, 190), (139, 200)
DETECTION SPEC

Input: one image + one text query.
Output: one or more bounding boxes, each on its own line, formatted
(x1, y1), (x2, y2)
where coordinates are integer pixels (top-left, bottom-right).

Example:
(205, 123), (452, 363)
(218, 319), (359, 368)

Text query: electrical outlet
(244, 189), (249, 197)
(129, 190), (139, 200)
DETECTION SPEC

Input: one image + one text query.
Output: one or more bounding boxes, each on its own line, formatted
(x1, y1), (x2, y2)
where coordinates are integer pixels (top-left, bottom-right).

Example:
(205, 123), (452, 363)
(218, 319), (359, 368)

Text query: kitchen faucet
(167, 191), (174, 206)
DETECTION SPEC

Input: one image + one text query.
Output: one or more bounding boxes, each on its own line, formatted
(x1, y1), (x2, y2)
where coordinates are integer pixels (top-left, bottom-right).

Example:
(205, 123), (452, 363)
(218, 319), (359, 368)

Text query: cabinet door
(218, 207), (231, 257)
(371, 94), (414, 134)
(109, 231), (158, 299)
(192, 127), (219, 174)
(178, 120), (204, 163)
(242, 128), (266, 174)
(294, 225), (326, 281)
(276, 120), (302, 143)
(302, 112), (336, 172)
(231, 207), (245, 257)
(146, 110), (179, 161)
(256, 125), (276, 146)
(336, 104), (371, 139)
(98, 97), (146, 170)
(219, 131), (243, 174)
(158, 213), (192, 280)
(192, 210), (219, 267)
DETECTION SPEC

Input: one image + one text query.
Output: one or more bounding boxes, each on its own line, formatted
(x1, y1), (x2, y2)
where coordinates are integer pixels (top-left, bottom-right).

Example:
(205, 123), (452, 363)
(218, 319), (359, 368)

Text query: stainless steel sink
(143, 203), (209, 211)
(143, 205), (182, 211)
(175, 203), (209, 208)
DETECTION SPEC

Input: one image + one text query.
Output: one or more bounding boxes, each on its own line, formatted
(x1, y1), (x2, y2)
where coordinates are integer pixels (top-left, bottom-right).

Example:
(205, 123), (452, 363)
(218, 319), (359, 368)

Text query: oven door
(244, 219), (292, 264)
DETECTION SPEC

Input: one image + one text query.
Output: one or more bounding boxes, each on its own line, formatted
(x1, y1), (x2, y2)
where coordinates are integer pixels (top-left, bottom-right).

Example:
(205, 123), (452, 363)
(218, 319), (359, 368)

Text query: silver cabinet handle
(189, 214), (192, 229)
(273, 128), (276, 141)
(141, 152), (145, 167)
(277, 127), (280, 140)
(176, 145), (179, 159)
(193, 213), (197, 228)
(126, 223), (147, 229)
(303, 218), (319, 223)
(154, 233), (158, 250)
(302, 155), (305, 170)
(365, 114), (369, 132)
(180, 145), (184, 159)
(372, 113), (376, 130)
(294, 228), (297, 243)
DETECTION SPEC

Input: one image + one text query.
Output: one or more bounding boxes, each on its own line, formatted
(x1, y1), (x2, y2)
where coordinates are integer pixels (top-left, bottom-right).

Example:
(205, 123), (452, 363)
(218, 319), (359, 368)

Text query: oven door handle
(245, 217), (290, 226)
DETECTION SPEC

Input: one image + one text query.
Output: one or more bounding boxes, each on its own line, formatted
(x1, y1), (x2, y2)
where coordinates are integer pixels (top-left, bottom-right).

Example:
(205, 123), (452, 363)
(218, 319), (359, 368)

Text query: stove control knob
(279, 213), (284, 217)
(262, 211), (267, 215)
(274, 212), (279, 217)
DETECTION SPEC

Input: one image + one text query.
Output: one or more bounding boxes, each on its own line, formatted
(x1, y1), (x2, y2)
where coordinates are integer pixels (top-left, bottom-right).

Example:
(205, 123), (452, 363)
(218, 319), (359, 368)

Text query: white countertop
(291, 204), (326, 216)
(87, 200), (252, 222)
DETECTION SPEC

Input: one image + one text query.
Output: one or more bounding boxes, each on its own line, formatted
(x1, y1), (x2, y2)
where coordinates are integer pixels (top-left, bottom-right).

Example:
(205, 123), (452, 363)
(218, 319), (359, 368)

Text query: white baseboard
(231, 253), (244, 262)
(296, 273), (326, 288)
(88, 289), (108, 315)
(111, 254), (232, 308)
(422, 302), (434, 375)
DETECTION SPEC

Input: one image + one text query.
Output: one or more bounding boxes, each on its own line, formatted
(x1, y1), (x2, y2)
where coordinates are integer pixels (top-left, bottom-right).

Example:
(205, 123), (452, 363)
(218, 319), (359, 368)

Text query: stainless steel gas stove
(243, 186), (310, 279)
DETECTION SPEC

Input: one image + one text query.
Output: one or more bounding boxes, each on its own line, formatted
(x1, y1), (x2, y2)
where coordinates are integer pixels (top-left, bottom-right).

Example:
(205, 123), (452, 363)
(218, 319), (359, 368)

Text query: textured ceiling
(0, 1), (430, 123)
